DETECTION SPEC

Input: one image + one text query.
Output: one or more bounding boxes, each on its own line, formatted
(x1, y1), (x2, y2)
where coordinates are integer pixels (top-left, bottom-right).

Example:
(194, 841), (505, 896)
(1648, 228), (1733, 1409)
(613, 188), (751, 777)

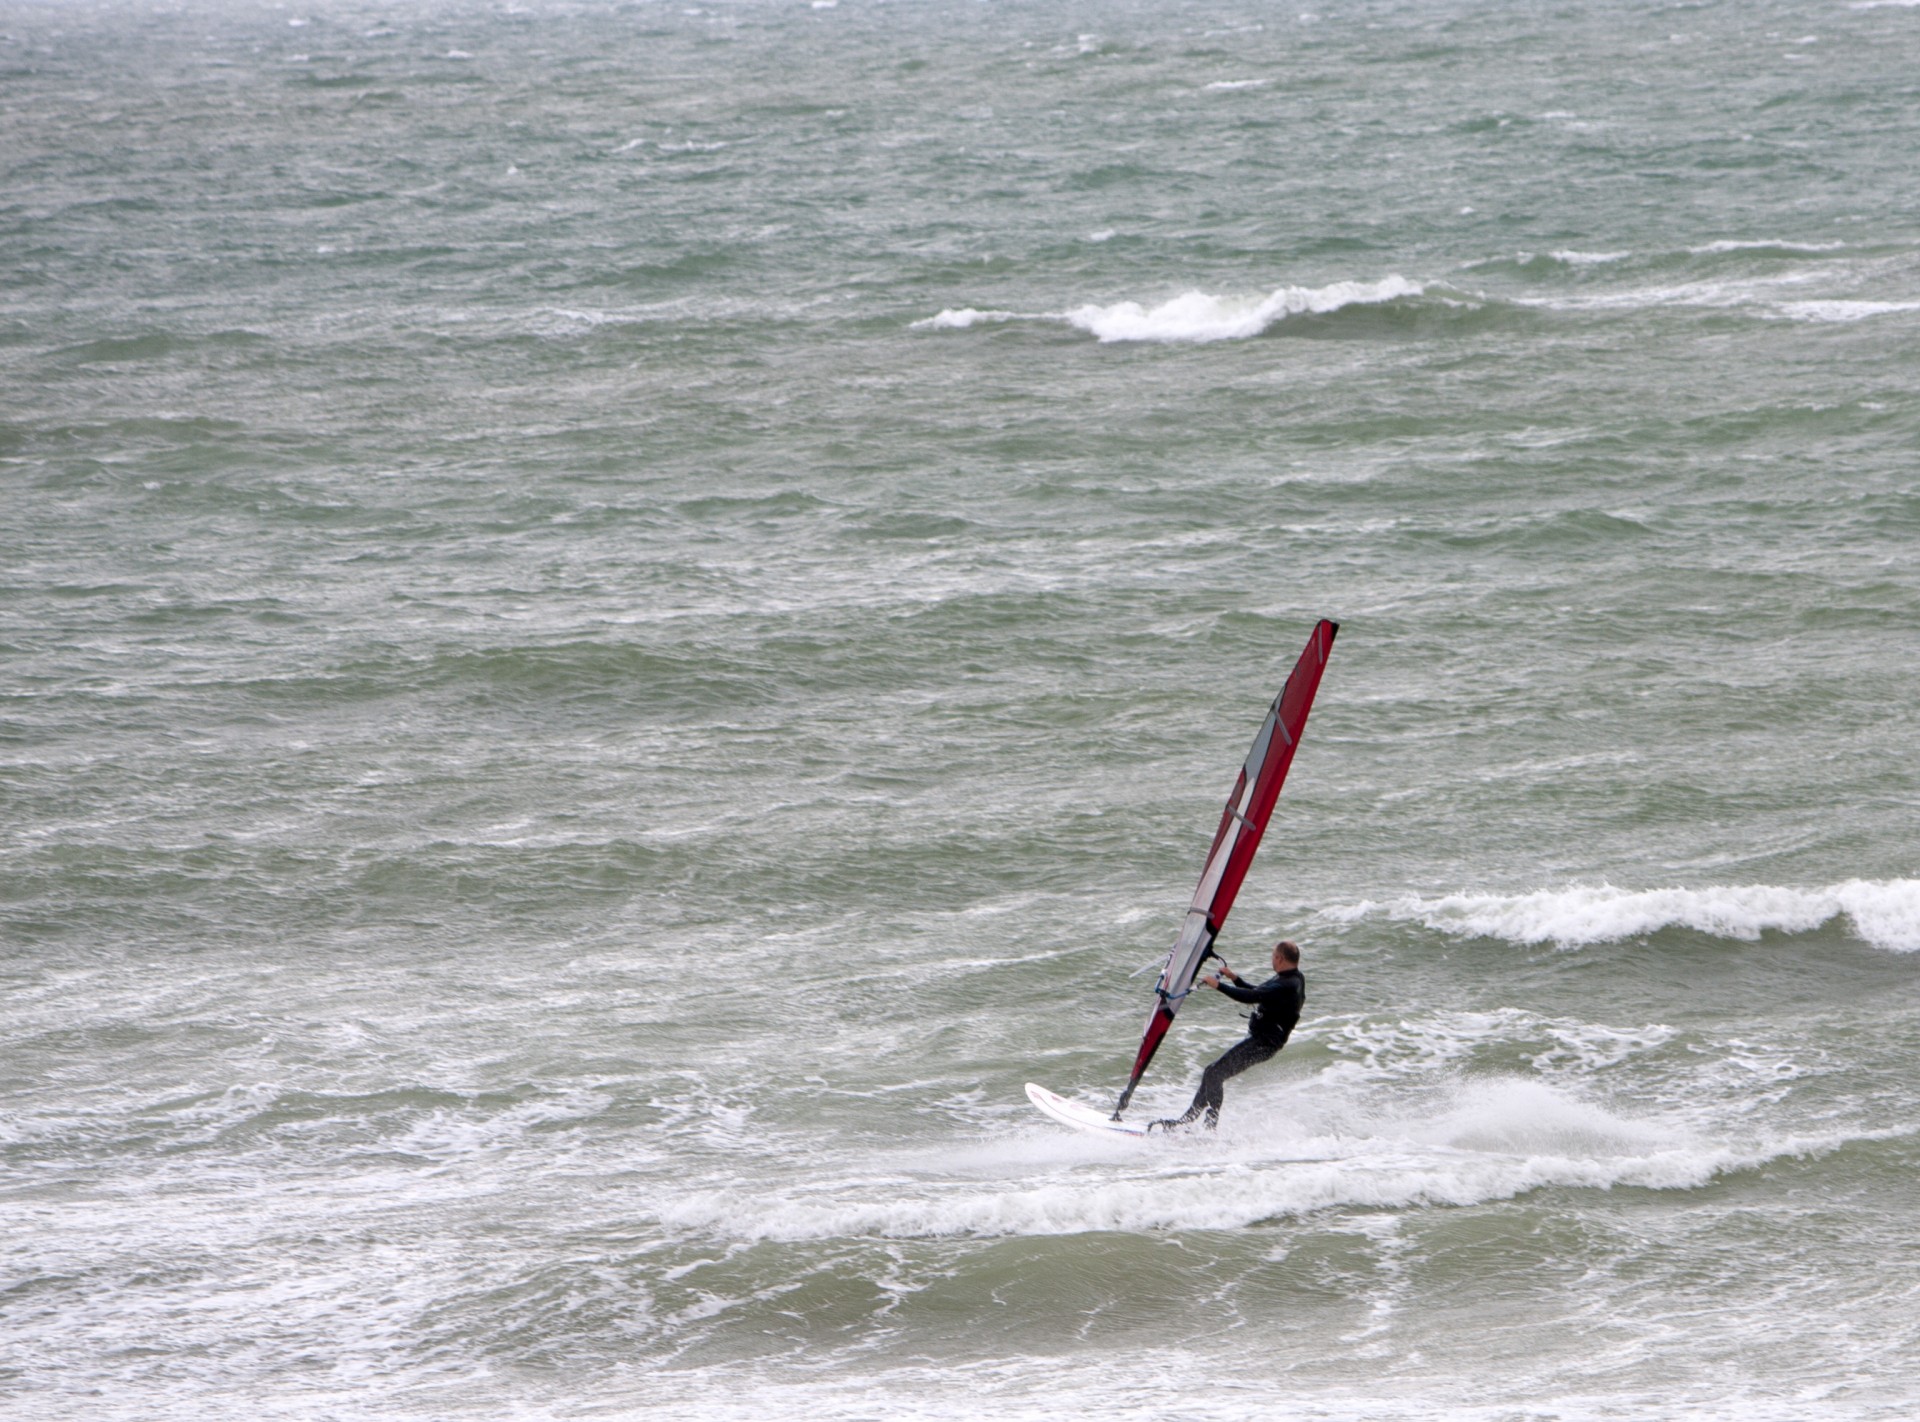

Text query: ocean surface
(4, 0), (1920, 1418)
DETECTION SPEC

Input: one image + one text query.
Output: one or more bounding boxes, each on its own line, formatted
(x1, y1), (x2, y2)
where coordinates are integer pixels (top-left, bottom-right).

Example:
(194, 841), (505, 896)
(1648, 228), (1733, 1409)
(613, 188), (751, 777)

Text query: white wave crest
(1064, 276), (1421, 343)
(912, 277), (1423, 344)
(1549, 249), (1631, 267)
(1324, 879), (1920, 951)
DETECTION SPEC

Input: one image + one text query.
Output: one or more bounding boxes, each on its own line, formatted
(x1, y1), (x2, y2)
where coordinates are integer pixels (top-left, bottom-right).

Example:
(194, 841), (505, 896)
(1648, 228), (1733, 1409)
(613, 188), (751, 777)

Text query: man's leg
(1154, 1036), (1279, 1130)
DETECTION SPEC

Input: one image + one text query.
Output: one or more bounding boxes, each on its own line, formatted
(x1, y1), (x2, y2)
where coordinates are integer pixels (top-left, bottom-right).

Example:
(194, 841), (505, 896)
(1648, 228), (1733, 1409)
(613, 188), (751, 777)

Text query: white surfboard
(1026, 1082), (1150, 1137)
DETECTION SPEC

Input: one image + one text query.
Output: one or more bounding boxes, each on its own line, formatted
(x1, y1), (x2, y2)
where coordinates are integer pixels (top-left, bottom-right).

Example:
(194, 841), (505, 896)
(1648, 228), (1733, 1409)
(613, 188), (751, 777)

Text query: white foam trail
(1771, 299), (1920, 323)
(1689, 239), (1847, 255)
(651, 1078), (1878, 1242)
(912, 277), (1423, 344)
(1533, 283), (1919, 323)
(1323, 879), (1920, 951)
(1508, 279), (1751, 315)
(1317, 1008), (1677, 1080)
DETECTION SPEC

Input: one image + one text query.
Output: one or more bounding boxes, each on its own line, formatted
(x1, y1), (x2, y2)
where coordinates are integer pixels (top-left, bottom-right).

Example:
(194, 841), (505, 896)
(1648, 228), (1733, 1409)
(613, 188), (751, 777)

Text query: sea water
(3, 0), (1918, 1418)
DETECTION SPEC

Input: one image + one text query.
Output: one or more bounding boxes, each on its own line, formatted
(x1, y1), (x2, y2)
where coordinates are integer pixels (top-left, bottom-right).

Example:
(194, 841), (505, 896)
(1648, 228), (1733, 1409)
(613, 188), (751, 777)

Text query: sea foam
(649, 1076), (1865, 1243)
(1323, 879), (1920, 952)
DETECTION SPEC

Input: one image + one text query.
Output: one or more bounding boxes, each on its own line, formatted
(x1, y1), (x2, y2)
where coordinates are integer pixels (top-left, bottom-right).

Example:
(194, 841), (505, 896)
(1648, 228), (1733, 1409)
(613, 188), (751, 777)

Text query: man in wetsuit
(1151, 939), (1305, 1132)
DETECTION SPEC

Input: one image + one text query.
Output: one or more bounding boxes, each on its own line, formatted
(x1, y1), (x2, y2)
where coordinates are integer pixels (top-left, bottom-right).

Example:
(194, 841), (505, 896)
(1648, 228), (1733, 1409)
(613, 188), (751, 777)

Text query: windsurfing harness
(1112, 617), (1338, 1117)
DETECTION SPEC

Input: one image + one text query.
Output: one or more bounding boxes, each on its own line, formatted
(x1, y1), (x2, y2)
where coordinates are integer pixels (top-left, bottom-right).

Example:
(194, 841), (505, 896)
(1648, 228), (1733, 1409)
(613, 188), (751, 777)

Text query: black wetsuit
(1159, 967), (1304, 1129)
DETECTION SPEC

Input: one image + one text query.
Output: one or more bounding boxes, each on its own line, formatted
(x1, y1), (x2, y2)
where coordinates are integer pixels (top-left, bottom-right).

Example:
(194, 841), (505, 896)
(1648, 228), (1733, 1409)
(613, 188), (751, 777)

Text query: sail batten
(1111, 618), (1339, 1117)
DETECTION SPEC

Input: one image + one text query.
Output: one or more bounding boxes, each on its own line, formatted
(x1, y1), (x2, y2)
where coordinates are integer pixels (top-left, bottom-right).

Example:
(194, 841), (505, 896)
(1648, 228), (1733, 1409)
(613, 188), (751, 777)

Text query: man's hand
(1200, 972), (1221, 989)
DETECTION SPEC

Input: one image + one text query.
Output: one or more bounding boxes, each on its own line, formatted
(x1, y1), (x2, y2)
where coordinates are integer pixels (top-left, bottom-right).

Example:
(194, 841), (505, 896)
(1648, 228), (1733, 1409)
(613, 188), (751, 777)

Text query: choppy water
(5, 0), (1920, 1418)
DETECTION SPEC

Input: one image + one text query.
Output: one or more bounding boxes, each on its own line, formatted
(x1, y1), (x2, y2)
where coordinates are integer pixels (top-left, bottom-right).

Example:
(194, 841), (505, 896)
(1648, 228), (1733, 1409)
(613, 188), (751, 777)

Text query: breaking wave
(914, 276), (1423, 344)
(1323, 879), (1920, 952)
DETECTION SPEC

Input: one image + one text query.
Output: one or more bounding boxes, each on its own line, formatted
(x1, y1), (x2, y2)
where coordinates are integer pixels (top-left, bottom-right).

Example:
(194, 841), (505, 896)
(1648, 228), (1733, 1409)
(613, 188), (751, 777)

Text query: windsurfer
(1150, 939), (1304, 1131)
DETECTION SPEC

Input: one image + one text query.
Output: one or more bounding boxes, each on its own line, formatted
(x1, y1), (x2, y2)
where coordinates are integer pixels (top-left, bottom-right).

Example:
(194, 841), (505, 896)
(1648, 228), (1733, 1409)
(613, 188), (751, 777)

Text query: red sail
(1113, 618), (1338, 1116)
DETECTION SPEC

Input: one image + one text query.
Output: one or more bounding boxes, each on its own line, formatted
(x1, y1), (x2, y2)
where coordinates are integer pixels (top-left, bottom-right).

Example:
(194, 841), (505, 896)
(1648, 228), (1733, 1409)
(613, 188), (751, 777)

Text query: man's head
(1271, 939), (1301, 972)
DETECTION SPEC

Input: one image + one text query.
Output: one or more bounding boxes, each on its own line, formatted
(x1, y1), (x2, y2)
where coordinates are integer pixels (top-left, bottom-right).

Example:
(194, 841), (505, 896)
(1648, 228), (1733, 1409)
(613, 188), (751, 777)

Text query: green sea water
(4, 1), (1919, 1418)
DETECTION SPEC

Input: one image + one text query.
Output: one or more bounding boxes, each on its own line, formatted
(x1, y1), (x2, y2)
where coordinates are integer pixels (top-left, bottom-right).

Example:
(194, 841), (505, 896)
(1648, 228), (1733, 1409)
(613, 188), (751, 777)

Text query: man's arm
(1214, 973), (1293, 1005)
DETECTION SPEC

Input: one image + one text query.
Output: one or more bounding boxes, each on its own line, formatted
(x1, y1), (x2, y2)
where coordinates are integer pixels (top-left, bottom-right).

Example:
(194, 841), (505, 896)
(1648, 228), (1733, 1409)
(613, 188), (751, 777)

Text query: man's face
(1271, 945), (1290, 973)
